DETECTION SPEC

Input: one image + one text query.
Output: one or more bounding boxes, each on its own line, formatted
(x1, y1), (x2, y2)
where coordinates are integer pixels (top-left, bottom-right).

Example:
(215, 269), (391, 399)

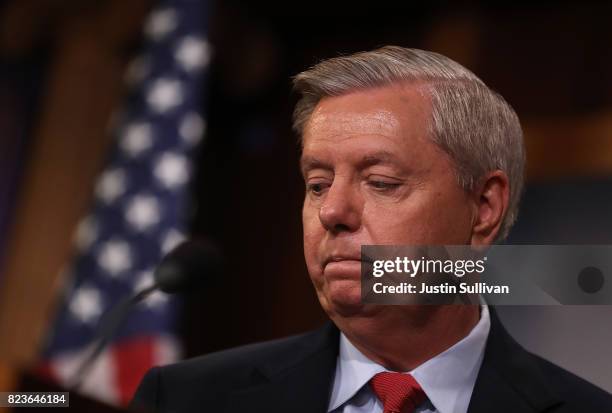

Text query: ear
(470, 170), (510, 246)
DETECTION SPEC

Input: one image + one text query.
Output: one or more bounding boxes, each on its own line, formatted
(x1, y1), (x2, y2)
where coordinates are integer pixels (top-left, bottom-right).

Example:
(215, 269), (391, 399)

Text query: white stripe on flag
(154, 334), (182, 365)
(50, 347), (119, 405)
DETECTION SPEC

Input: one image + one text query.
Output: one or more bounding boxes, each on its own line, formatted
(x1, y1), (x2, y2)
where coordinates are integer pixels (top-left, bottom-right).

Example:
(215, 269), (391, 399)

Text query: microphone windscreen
(154, 239), (222, 294)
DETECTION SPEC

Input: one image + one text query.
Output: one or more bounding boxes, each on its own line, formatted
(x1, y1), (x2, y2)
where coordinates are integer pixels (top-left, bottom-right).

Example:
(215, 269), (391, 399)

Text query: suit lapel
(467, 307), (562, 413)
(224, 322), (339, 413)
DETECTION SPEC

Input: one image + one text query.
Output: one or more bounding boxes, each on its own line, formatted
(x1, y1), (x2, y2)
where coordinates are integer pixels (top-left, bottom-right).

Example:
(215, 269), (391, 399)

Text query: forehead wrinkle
(305, 108), (402, 140)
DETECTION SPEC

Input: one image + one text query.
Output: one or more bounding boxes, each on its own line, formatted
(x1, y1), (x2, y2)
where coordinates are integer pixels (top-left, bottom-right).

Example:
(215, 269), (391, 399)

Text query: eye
(306, 182), (330, 196)
(368, 180), (401, 191)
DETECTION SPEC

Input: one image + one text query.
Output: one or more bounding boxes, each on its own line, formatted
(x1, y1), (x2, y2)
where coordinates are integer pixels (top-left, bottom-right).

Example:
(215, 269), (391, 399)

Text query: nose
(318, 179), (361, 233)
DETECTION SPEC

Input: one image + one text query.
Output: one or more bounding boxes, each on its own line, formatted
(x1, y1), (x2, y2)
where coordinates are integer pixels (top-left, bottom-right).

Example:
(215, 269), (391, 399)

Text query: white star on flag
(175, 36), (211, 72)
(97, 239), (133, 276)
(144, 291), (169, 309)
(154, 152), (189, 189)
(145, 8), (178, 41)
(75, 216), (99, 252)
(69, 286), (103, 324)
(179, 112), (206, 146)
(146, 78), (184, 113)
(134, 270), (169, 309)
(125, 194), (162, 231)
(161, 229), (186, 254)
(133, 269), (155, 292)
(120, 123), (154, 157)
(95, 169), (127, 204)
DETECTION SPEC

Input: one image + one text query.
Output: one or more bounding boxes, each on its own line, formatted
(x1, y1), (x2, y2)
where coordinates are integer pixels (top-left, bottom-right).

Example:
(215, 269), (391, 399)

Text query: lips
(326, 255), (359, 264)
(322, 254), (370, 278)
(323, 252), (374, 267)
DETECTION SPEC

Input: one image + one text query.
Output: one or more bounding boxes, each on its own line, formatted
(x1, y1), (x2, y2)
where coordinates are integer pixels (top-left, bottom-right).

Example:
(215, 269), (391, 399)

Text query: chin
(320, 280), (366, 318)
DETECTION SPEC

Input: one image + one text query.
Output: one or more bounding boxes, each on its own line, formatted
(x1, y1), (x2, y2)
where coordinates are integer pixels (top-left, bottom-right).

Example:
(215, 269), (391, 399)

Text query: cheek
(362, 188), (472, 244)
(302, 204), (322, 264)
(362, 205), (431, 243)
(423, 189), (473, 241)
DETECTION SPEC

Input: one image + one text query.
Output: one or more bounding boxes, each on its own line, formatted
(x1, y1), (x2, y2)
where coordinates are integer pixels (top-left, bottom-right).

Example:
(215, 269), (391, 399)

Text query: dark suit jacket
(131, 308), (612, 412)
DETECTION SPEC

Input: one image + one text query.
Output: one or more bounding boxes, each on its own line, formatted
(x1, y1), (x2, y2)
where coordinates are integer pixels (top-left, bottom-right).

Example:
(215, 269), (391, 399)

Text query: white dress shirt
(327, 305), (491, 413)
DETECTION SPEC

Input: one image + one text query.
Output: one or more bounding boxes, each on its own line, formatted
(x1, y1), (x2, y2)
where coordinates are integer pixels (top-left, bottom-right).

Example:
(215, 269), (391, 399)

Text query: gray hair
(292, 46), (525, 241)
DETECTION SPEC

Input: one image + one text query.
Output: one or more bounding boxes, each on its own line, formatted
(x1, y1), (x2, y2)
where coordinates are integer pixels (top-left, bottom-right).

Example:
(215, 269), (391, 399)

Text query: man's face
(300, 84), (475, 319)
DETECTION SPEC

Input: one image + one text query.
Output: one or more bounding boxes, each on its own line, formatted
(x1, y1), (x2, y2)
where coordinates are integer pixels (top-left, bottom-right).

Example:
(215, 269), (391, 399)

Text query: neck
(333, 304), (480, 371)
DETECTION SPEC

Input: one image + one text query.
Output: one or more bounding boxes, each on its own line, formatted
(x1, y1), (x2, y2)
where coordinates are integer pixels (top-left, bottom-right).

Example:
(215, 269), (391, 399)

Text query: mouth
(324, 255), (359, 266)
(322, 253), (373, 278)
(323, 253), (374, 267)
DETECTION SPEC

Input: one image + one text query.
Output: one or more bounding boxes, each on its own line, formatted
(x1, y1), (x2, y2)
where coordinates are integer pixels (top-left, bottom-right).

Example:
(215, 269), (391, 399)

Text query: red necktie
(370, 372), (427, 413)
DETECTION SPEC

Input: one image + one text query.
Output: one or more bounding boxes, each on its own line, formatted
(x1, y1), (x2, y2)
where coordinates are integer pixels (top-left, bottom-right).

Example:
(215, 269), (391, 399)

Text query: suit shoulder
(131, 323), (338, 411)
(158, 324), (334, 385)
(529, 352), (612, 410)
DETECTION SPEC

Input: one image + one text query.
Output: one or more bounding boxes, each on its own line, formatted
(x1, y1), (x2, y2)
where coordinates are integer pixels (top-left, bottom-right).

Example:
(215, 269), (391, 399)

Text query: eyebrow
(300, 150), (404, 176)
(300, 156), (332, 176)
(357, 151), (401, 169)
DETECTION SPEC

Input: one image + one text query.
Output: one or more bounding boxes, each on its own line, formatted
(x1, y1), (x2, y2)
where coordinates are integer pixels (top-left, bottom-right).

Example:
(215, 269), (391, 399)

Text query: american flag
(38, 0), (210, 406)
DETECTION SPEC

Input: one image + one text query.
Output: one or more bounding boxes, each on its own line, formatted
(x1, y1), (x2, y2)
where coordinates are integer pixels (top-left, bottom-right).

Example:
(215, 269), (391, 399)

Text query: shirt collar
(328, 305), (491, 413)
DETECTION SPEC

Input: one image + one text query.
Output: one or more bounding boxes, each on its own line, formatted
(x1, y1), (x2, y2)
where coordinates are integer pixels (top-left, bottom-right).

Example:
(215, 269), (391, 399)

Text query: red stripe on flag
(113, 337), (155, 406)
(33, 361), (59, 383)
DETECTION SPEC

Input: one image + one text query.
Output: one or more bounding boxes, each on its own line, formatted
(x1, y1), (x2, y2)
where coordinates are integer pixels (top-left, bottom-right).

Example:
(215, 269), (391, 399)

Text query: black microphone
(68, 239), (222, 389)
(154, 239), (222, 294)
